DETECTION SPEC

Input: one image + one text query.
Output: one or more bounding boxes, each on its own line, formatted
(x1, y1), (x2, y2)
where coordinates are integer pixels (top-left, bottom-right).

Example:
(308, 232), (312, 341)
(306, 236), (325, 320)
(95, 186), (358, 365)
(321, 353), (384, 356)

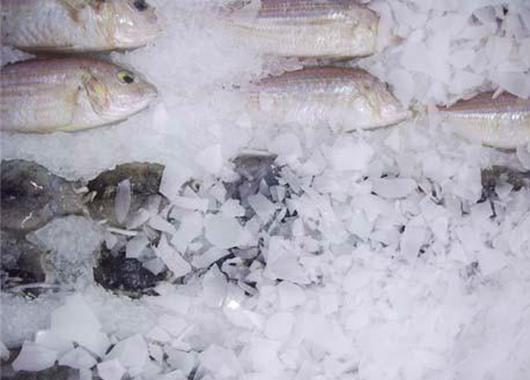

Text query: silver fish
(250, 67), (409, 132)
(227, 0), (379, 58)
(0, 160), (87, 233)
(438, 92), (530, 149)
(1, 0), (160, 52)
(0, 58), (158, 133)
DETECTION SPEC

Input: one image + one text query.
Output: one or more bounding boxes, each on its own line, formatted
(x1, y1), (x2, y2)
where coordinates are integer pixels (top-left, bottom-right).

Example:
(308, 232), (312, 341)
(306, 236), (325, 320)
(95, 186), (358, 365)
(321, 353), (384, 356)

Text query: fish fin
(82, 70), (110, 115)
(59, 0), (105, 21)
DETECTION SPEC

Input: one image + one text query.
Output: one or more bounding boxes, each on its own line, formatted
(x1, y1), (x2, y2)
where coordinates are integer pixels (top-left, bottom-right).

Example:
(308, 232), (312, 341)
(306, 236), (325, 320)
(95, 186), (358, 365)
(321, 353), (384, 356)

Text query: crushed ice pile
(2, 0), (530, 380)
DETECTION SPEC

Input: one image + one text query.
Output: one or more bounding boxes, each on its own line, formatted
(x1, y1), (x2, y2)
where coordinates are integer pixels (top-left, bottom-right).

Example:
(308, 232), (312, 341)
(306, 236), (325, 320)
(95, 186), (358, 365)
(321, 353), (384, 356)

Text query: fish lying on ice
(226, 0), (380, 58)
(0, 160), (165, 233)
(438, 92), (530, 149)
(0, 58), (158, 133)
(1, 231), (47, 294)
(86, 162), (165, 226)
(1, 0), (160, 52)
(0, 160), (88, 233)
(249, 67), (409, 132)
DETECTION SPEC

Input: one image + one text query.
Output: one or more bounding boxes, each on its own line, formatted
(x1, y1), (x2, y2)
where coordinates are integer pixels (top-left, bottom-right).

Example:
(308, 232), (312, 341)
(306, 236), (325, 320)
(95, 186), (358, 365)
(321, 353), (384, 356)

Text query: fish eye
(117, 70), (135, 84)
(132, 0), (149, 11)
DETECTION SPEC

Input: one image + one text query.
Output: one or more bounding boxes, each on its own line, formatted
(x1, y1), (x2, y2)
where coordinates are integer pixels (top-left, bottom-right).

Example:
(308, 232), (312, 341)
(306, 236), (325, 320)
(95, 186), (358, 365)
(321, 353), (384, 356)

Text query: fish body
(250, 67), (409, 132)
(87, 162), (165, 226)
(0, 160), (87, 233)
(227, 0), (379, 58)
(1, 0), (159, 52)
(0, 58), (157, 133)
(438, 92), (530, 149)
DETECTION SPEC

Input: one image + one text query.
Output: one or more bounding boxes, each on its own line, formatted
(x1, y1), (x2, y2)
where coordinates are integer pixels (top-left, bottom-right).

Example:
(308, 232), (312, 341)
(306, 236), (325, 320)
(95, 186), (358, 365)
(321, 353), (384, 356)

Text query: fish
(437, 92), (530, 149)
(86, 162), (165, 226)
(1, 231), (48, 295)
(0, 58), (158, 133)
(249, 67), (409, 132)
(0, 160), (88, 233)
(226, 0), (380, 58)
(93, 246), (168, 298)
(1, 0), (160, 52)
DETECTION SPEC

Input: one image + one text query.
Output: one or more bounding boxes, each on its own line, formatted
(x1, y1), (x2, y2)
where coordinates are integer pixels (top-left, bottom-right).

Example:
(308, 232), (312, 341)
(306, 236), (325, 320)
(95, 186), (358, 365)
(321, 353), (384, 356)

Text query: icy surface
(2, 0), (530, 380)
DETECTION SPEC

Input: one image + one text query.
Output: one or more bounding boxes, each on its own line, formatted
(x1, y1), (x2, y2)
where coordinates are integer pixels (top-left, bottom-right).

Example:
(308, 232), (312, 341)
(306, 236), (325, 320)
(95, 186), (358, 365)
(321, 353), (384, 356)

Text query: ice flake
(199, 344), (243, 379)
(166, 349), (196, 377)
(106, 334), (149, 376)
(172, 195), (209, 212)
(202, 265), (228, 307)
(59, 347), (97, 369)
(149, 214), (177, 235)
(264, 237), (310, 284)
(115, 179), (131, 224)
(126, 234), (150, 259)
(146, 326), (171, 343)
(98, 359), (126, 380)
(248, 338), (282, 373)
(50, 294), (110, 357)
(158, 315), (188, 338)
(264, 312), (295, 340)
(221, 199), (246, 218)
(171, 212), (204, 252)
(35, 330), (74, 354)
(204, 214), (249, 248)
(276, 281), (306, 309)
(12, 342), (57, 372)
(371, 177), (417, 199)
(400, 220), (430, 261)
(247, 193), (276, 222)
(154, 235), (191, 278)
(192, 247), (230, 268)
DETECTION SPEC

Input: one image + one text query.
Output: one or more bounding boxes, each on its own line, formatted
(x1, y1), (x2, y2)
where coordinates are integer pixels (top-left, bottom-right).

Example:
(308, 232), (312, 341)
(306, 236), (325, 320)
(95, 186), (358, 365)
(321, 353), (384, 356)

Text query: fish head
(85, 63), (158, 122)
(107, 0), (161, 48)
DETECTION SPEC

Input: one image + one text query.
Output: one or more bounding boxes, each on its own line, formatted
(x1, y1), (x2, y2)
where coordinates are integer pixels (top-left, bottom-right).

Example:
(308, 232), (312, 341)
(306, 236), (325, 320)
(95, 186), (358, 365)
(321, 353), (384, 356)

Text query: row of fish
(1, 0), (161, 133)
(1, 0), (529, 148)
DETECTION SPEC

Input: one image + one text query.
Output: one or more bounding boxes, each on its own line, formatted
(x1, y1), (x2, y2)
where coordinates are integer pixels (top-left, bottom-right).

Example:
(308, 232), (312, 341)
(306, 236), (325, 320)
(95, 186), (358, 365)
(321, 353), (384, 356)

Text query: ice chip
(106, 334), (149, 375)
(277, 281), (306, 309)
(125, 234), (150, 259)
(247, 193), (276, 222)
(326, 138), (374, 172)
(154, 235), (191, 278)
(98, 359), (126, 380)
(59, 347), (97, 369)
(204, 214), (247, 248)
(264, 312), (295, 340)
(199, 344), (242, 379)
(12, 342), (57, 372)
(371, 178), (417, 199)
(114, 179), (131, 225)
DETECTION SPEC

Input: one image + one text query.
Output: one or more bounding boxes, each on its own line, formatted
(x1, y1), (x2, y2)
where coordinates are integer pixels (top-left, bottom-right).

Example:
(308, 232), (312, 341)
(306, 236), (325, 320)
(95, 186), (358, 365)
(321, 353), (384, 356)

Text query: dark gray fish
(87, 162), (165, 226)
(0, 231), (47, 295)
(481, 165), (530, 200)
(0, 160), (87, 233)
(93, 246), (168, 298)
